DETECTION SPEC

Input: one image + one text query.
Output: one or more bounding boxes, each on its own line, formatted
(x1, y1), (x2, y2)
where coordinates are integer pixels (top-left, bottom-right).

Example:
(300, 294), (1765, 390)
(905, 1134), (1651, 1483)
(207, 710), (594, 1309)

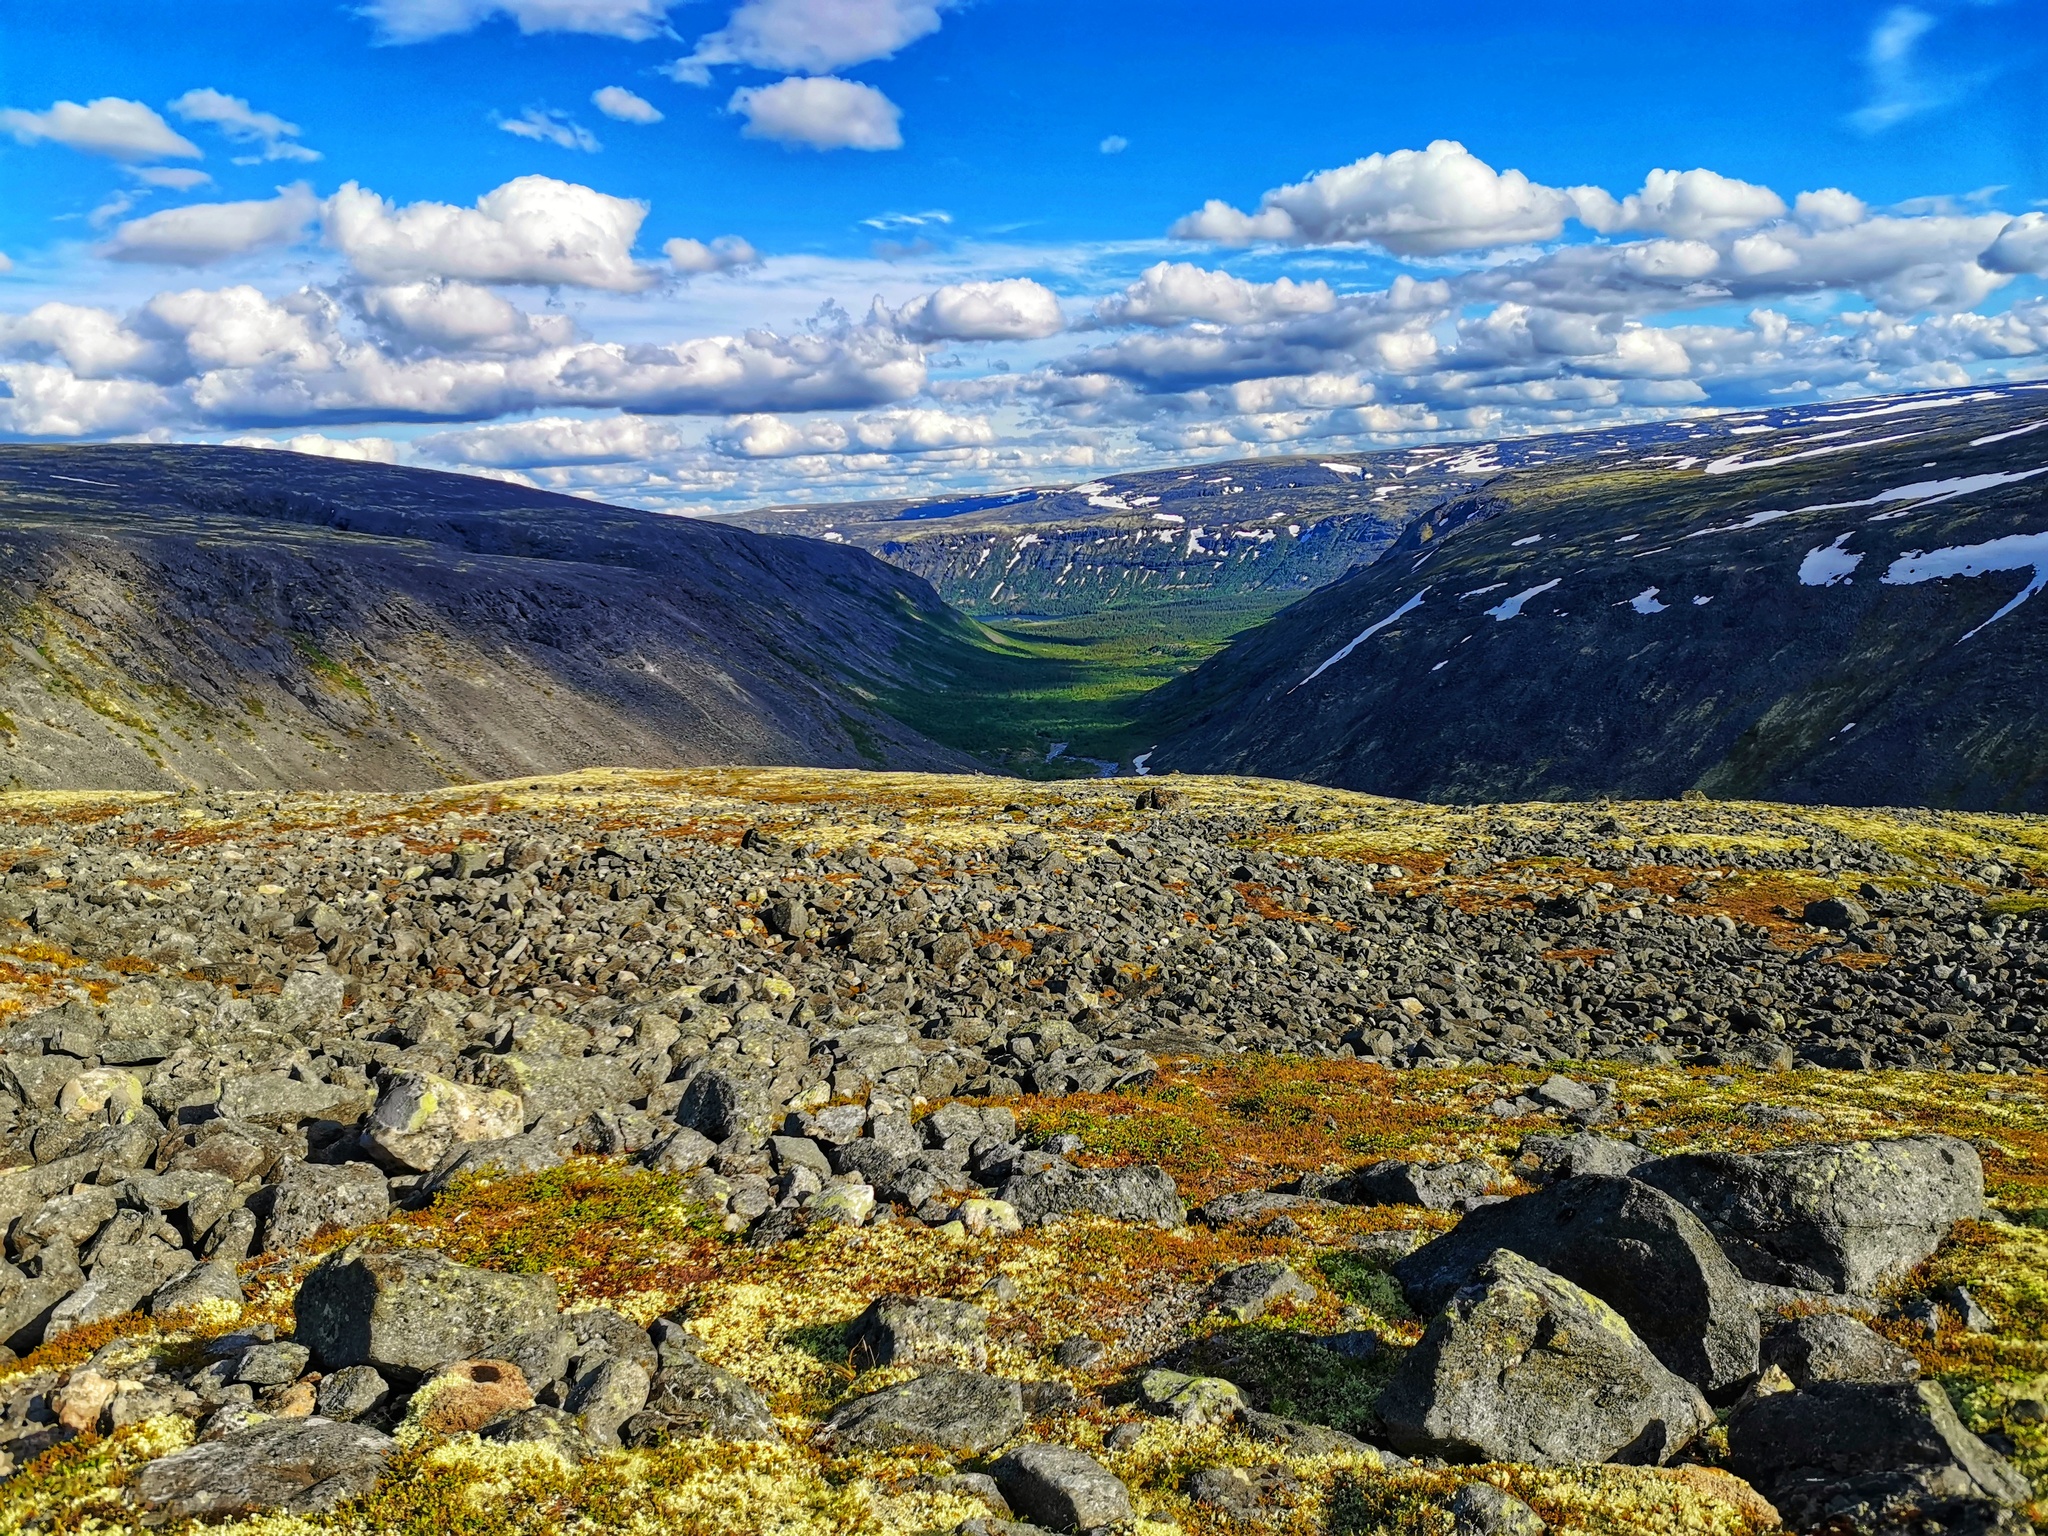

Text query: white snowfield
(1296, 589), (1428, 688)
(1689, 466), (2048, 539)
(1627, 587), (1669, 613)
(1799, 534), (1863, 587)
(1486, 579), (1561, 621)
(1882, 531), (2048, 642)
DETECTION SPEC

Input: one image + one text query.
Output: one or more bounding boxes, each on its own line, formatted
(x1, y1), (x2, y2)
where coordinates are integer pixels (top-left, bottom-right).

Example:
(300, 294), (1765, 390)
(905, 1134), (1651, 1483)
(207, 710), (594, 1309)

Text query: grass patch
(290, 631), (372, 699)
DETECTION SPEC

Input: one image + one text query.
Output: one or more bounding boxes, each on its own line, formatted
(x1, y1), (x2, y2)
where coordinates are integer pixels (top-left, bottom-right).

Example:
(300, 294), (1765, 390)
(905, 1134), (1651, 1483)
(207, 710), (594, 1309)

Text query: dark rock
(262, 1160), (390, 1254)
(1392, 1175), (1759, 1395)
(1510, 1133), (1646, 1186)
(816, 1368), (1025, 1453)
(315, 1365), (391, 1421)
(1207, 1261), (1315, 1321)
(479, 1405), (593, 1462)
(849, 1295), (989, 1370)
(993, 1444), (1132, 1532)
(1184, 1464), (1301, 1525)
(1450, 1482), (1546, 1536)
(997, 1162), (1183, 1229)
(1318, 1158), (1500, 1211)
(134, 1416), (395, 1518)
(644, 1354), (780, 1441)
(1634, 1136), (1983, 1293)
(1804, 896), (1871, 931)
(1761, 1314), (1920, 1387)
(1727, 1380), (2029, 1534)
(295, 1239), (558, 1377)
(1377, 1248), (1712, 1466)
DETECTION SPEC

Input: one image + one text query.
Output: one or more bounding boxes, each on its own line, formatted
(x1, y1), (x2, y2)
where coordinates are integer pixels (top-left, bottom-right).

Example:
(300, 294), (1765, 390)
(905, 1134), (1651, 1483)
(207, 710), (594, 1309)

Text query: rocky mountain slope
(1, 769), (2047, 1536)
(1140, 384), (2048, 810)
(0, 447), (994, 792)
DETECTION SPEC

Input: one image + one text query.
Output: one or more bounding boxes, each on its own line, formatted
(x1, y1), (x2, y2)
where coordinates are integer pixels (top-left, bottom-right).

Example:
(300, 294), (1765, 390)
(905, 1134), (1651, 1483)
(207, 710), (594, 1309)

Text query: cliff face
(0, 445), (981, 790)
(1143, 384), (2048, 811)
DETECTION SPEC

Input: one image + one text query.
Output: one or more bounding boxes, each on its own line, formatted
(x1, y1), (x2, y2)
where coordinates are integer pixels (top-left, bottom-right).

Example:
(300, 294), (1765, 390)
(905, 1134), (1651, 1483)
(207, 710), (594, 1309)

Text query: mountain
(1141, 383), (2048, 811)
(0, 445), (992, 791)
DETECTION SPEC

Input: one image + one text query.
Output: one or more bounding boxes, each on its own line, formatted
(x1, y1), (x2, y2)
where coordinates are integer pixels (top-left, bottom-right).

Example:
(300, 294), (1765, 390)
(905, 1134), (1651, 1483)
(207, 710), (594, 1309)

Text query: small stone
(994, 1444), (1132, 1533)
(811, 1184), (875, 1226)
(1053, 1336), (1105, 1370)
(234, 1340), (312, 1386)
(315, 1366), (390, 1422)
(1208, 1261), (1315, 1321)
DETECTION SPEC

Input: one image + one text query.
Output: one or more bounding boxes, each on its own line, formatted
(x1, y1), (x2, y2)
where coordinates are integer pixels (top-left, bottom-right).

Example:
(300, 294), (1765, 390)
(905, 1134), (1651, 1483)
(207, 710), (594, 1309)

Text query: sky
(0, 0), (2044, 513)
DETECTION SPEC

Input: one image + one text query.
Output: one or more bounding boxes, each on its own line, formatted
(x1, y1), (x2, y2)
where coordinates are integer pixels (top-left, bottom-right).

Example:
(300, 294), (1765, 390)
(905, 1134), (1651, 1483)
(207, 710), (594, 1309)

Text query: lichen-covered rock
(998, 1162), (1183, 1229)
(424, 1132), (566, 1192)
(359, 1073), (524, 1174)
(993, 1444), (1132, 1532)
(1208, 1260), (1315, 1320)
(1761, 1313), (1920, 1387)
(262, 1160), (390, 1254)
(135, 1416), (395, 1518)
(643, 1353), (781, 1442)
(849, 1294), (989, 1370)
(1393, 1174), (1759, 1395)
(295, 1239), (557, 1377)
(1377, 1248), (1713, 1466)
(816, 1368), (1024, 1453)
(565, 1357), (651, 1446)
(1315, 1158), (1500, 1211)
(1634, 1136), (1984, 1294)
(1449, 1482), (1546, 1536)
(1138, 1368), (1250, 1427)
(1727, 1379), (2029, 1533)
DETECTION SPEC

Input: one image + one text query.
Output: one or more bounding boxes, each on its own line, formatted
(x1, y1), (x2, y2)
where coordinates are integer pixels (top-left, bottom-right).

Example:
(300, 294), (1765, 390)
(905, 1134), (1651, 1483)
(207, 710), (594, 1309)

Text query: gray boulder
(641, 1353), (781, 1442)
(1762, 1313), (1920, 1387)
(424, 1132), (565, 1192)
(1243, 1411), (1404, 1465)
(674, 1067), (776, 1144)
(480, 1405), (594, 1462)
(295, 1239), (557, 1377)
(1376, 1249), (1712, 1466)
(1511, 1134), (1646, 1186)
(1208, 1261), (1315, 1321)
(1392, 1175), (1758, 1396)
(479, 1053), (641, 1127)
(1315, 1159), (1500, 1211)
(316, 1366), (391, 1422)
(993, 1445), (1132, 1532)
(134, 1416), (394, 1518)
(849, 1295), (989, 1369)
(150, 1258), (244, 1316)
(1451, 1483), (1546, 1536)
(217, 1074), (366, 1129)
(997, 1162), (1183, 1229)
(1634, 1136), (1984, 1294)
(565, 1357), (651, 1446)
(640, 1127), (718, 1175)
(262, 1161), (390, 1254)
(1184, 1464), (1301, 1525)
(1728, 1380), (2029, 1534)
(817, 1369), (1025, 1453)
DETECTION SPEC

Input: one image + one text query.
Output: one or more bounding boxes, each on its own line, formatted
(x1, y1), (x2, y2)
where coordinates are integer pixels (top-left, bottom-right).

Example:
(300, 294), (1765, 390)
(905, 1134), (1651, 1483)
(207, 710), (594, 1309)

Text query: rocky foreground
(2, 769), (2048, 1536)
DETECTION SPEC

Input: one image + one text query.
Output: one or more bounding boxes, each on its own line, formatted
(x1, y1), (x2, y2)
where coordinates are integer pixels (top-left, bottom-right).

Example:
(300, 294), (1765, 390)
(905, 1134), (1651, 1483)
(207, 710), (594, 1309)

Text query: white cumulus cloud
(104, 183), (319, 266)
(0, 97), (200, 163)
(169, 88), (319, 163)
(358, 279), (577, 352)
(1094, 262), (1336, 327)
(1171, 140), (1580, 255)
(894, 278), (1063, 341)
(729, 75), (901, 150)
(1984, 213), (2048, 276)
(592, 85), (664, 123)
(664, 234), (760, 272)
(1571, 167), (1785, 239)
(417, 414), (685, 465)
(668, 0), (951, 83)
(323, 175), (657, 291)
(364, 0), (674, 42)
(225, 433), (404, 462)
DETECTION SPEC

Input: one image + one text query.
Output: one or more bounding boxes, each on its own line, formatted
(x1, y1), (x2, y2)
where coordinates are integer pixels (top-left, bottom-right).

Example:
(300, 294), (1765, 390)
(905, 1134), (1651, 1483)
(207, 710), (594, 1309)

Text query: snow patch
(1627, 587), (1668, 614)
(1486, 579), (1561, 621)
(1150, 511), (1185, 524)
(1971, 421), (2048, 447)
(1296, 589), (1428, 688)
(1511, 534), (1542, 547)
(1459, 583), (1507, 600)
(1703, 429), (1924, 476)
(1882, 530), (2048, 641)
(1799, 533), (1862, 587)
(1320, 461), (1363, 477)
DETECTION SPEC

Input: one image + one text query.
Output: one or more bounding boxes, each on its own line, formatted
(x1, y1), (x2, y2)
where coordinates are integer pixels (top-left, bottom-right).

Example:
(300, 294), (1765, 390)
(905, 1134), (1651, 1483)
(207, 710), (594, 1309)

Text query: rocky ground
(2, 768), (2048, 1536)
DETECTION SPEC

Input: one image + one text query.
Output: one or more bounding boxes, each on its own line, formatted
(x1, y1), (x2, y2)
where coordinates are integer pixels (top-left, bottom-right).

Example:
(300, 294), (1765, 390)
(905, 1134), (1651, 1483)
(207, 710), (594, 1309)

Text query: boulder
(674, 1067), (777, 1144)
(359, 1073), (524, 1174)
(849, 1295), (989, 1370)
(479, 1053), (641, 1127)
(1511, 1134), (1646, 1186)
(1376, 1249), (1712, 1466)
(1243, 1411), (1402, 1464)
(480, 1405), (594, 1463)
(1392, 1175), (1758, 1396)
(424, 1132), (565, 1192)
(1185, 1464), (1302, 1525)
(1634, 1136), (1984, 1294)
(1450, 1483), (1546, 1536)
(640, 1127), (718, 1175)
(134, 1416), (395, 1518)
(1317, 1159), (1500, 1211)
(295, 1239), (557, 1377)
(816, 1368), (1024, 1453)
(1208, 1261), (1315, 1321)
(316, 1366), (390, 1422)
(997, 1162), (1183, 1229)
(1761, 1313), (1920, 1387)
(993, 1445), (1132, 1532)
(1727, 1380), (2029, 1534)
(1137, 1368), (1249, 1427)
(217, 1074), (366, 1129)
(642, 1353), (780, 1442)
(565, 1357), (651, 1446)
(263, 1161), (390, 1254)
(150, 1258), (244, 1317)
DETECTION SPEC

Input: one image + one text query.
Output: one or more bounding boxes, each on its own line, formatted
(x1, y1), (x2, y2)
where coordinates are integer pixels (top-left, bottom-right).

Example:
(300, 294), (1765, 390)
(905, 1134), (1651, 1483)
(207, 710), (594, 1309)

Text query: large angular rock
(295, 1239), (557, 1377)
(360, 1073), (524, 1174)
(674, 1067), (777, 1144)
(1392, 1175), (1758, 1395)
(1208, 1261), (1315, 1321)
(1762, 1313), (1920, 1387)
(993, 1445), (1132, 1532)
(997, 1162), (1183, 1229)
(424, 1132), (565, 1193)
(135, 1416), (394, 1518)
(479, 1053), (641, 1127)
(48, 1247), (191, 1338)
(262, 1161), (391, 1254)
(642, 1353), (781, 1442)
(1728, 1380), (2029, 1534)
(1314, 1159), (1500, 1211)
(1377, 1249), (1713, 1467)
(1634, 1136), (1984, 1294)
(849, 1294), (989, 1370)
(217, 1074), (366, 1129)
(816, 1368), (1024, 1453)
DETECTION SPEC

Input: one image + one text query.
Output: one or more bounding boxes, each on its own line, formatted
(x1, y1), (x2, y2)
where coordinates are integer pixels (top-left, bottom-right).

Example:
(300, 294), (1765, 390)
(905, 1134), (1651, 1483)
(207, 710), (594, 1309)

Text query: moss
(289, 633), (371, 700)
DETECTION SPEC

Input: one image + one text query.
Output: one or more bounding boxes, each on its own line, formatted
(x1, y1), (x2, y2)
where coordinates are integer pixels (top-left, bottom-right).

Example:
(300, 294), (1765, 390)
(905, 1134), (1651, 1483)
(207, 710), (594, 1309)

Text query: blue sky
(0, 0), (2043, 510)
